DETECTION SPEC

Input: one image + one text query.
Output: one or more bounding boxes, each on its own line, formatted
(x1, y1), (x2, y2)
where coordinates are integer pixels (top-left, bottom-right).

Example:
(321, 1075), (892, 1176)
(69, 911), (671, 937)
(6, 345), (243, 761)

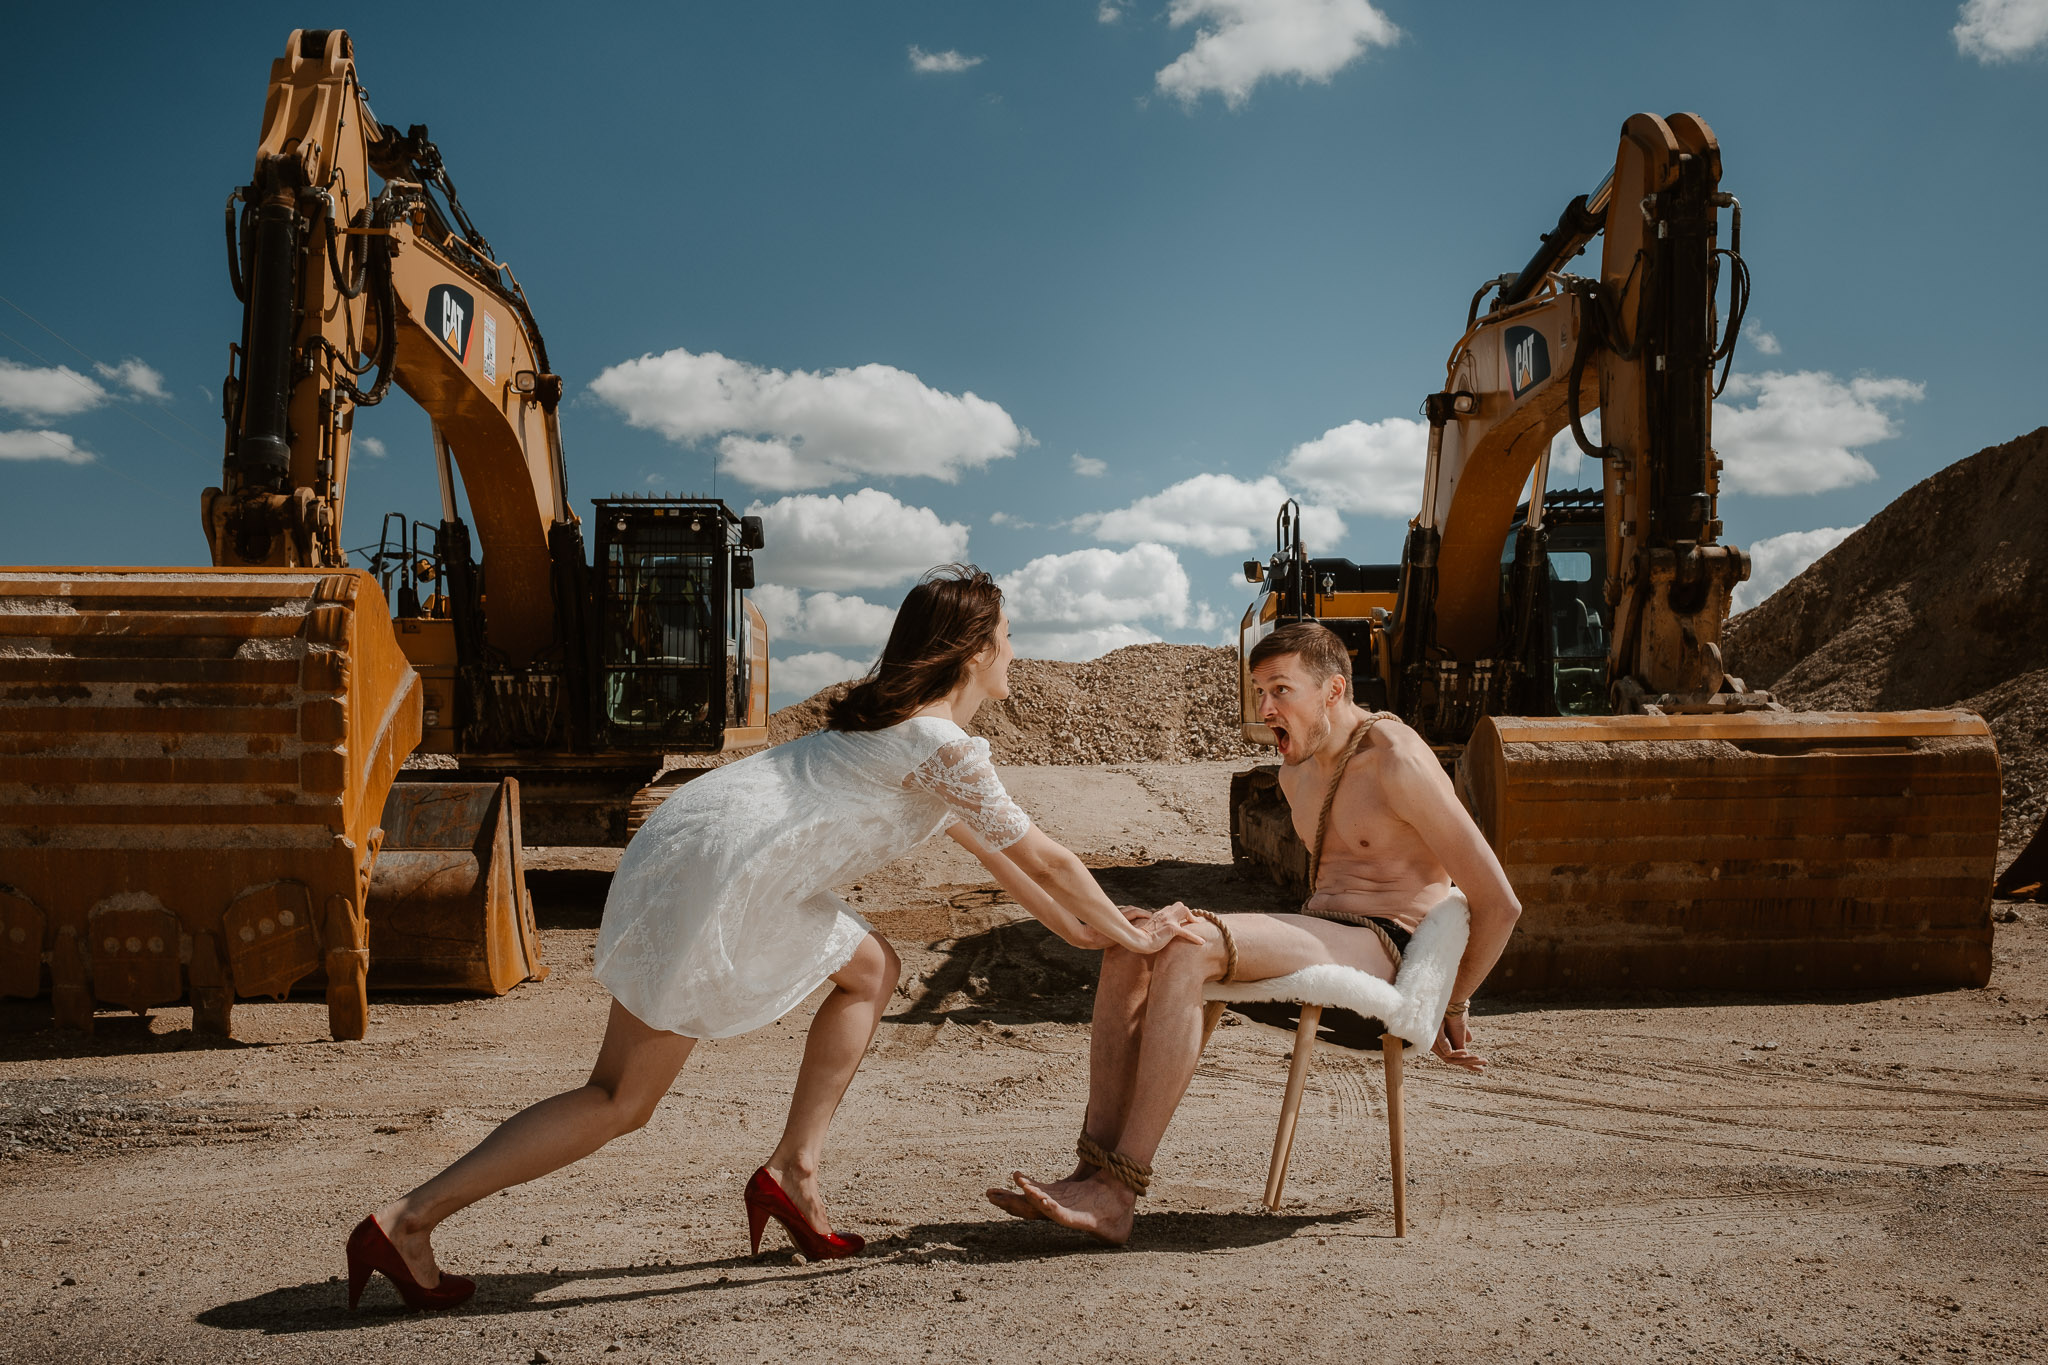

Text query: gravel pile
(757, 643), (1262, 767)
(968, 644), (1261, 764)
(1724, 425), (2048, 861)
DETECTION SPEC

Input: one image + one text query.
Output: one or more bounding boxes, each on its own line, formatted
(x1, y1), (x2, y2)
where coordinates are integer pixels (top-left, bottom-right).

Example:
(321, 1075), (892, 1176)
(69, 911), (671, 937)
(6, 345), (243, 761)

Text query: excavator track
(0, 568), (419, 1038)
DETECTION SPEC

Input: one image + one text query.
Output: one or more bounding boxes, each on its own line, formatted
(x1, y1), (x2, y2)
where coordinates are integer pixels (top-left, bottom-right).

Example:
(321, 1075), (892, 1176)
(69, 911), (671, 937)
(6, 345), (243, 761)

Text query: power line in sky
(0, 290), (216, 463)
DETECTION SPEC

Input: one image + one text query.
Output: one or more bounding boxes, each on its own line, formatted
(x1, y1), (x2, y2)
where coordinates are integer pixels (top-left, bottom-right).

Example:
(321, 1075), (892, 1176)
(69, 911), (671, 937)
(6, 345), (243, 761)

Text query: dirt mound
(707, 643), (1261, 768)
(965, 643), (1260, 764)
(1724, 425), (2048, 857)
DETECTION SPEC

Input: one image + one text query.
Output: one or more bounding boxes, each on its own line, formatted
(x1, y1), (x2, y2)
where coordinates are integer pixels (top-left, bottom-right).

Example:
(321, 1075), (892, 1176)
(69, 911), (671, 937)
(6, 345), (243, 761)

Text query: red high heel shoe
(744, 1167), (864, 1260)
(345, 1215), (476, 1311)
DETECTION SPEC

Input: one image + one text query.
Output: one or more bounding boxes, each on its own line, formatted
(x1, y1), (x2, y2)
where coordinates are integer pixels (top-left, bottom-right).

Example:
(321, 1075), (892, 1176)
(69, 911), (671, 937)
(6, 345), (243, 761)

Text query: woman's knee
(835, 933), (901, 1002)
(593, 1080), (664, 1136)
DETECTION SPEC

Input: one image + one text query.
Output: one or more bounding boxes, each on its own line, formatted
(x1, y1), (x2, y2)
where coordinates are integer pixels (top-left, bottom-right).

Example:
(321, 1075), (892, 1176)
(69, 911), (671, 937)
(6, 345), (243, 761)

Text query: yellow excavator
(1234, 112), (2003, 992)
(0, 30), (769, 1039)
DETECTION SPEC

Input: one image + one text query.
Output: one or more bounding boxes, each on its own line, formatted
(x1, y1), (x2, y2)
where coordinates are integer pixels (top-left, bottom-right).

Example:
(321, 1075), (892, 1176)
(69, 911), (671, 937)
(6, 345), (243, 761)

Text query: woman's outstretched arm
(945, 824), (1197, 953)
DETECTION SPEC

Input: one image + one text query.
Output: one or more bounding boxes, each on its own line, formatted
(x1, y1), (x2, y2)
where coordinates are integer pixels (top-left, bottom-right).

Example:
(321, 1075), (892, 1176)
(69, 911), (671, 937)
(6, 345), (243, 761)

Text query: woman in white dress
(345, 566), (1200, 1307)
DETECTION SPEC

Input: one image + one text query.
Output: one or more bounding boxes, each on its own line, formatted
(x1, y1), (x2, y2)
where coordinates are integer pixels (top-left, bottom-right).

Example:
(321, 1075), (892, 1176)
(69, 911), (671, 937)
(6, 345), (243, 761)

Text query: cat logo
(1505, 326), (1551, 399)
(425, 284), (476, 363)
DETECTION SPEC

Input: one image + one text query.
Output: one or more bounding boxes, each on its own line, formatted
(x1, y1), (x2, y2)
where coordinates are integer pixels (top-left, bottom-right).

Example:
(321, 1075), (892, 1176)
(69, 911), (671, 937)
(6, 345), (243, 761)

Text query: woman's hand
(1064, 905), (1153, 950)
(1119, 902), (1206, 955)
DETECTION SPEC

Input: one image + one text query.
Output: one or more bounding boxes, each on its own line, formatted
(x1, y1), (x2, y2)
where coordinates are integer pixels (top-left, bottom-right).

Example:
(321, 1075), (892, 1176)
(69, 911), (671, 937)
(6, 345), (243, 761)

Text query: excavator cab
(592, 498), (760, 750)
(1498, 488), (1609, 718)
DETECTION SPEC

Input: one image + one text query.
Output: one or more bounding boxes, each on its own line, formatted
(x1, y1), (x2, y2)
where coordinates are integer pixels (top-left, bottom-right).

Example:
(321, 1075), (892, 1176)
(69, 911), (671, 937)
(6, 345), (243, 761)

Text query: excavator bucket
(1458, 711), (2003, 992)
(0, 567), (419, 1039)
(364, 780), (547, 992)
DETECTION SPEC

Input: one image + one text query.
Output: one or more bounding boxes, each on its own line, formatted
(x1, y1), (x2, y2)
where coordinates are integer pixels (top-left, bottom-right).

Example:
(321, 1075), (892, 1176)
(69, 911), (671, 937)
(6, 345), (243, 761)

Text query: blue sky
(3, 2), (2044, 700)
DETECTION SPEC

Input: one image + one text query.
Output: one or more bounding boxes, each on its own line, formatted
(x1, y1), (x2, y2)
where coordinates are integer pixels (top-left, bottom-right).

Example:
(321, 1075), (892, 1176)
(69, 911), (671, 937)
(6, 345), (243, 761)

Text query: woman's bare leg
(761, 931), (902, 1234)
(372, 999), (696, 1285)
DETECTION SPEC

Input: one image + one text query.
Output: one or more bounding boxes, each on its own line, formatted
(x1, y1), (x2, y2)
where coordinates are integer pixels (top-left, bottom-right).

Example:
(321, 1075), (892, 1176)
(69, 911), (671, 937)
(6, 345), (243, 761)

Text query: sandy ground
(4, 761), (2047, 1365)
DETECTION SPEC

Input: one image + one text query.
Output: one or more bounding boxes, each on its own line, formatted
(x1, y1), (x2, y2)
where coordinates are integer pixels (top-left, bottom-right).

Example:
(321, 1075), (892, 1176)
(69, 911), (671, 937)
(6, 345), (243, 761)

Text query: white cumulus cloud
(1715, 370), (1923, 495)
(746, 488), (970, 591)
(1277, 417), (1428, 517)
(0, 428), (92, 464)
(1071, 453), (1107, 477)
(1157, 0), (1399, 108)
(751, 585), (898, 649)
(771, 650), (872, 704)
(356, 435), (388, 458)
(1743, 323), (1782, 356)
(93, 358), (169, 400)
(1731, 525), (1864, 614)
(1954, 0), (2048, 61)
(999, 543), (1192, 660)
(0, 358), (108, 419)
(909, 45), (984, 73)
(1541, 410), (1602, 486)
(590, 347), (1028, 491)
(1099, 1), (1131, 22)
(1075, 472), (1343, 554)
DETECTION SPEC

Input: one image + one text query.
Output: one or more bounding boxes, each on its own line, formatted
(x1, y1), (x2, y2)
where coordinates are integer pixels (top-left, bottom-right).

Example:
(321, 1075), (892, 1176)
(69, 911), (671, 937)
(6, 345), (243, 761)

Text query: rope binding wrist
(1443, 999), (1470, 1018)
(1077, 1132), (1151, 1196)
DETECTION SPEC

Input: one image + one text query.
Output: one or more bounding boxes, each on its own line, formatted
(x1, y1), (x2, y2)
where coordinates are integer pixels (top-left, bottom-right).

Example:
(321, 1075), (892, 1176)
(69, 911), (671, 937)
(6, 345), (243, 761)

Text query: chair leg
(1264, 1004), (1321, 1210)
(1382, 1035), (1406, 1236)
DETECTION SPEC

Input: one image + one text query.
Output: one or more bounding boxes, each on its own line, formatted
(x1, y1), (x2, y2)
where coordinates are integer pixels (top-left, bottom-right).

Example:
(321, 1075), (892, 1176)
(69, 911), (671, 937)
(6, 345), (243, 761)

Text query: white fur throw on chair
(1203, 891), (1471, 1051)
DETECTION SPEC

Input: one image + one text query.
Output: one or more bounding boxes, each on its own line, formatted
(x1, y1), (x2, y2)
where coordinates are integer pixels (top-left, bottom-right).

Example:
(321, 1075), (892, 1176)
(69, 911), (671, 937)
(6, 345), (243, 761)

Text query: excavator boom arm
(209, 28), (572, 665)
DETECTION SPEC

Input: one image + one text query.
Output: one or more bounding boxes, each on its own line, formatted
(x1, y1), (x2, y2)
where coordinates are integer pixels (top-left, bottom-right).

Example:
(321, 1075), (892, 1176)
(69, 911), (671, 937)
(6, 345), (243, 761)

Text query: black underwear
(1366, 915), (1413, 958)
(1299, 901), (1413, 965)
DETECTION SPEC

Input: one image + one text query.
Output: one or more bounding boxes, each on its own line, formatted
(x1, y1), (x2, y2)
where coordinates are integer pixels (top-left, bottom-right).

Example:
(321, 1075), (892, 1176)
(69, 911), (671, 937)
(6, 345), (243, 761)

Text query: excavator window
(596, 514), (726, 744)
(1502, 503), (1610, 718)
(1542, 530), (1607, 716)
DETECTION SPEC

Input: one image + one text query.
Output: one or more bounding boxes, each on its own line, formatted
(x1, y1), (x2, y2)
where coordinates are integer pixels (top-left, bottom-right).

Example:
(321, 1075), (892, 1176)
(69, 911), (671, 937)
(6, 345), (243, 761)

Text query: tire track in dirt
(1645, 1058), (2048, 1110)
(1428, 1097), (1987, 1170)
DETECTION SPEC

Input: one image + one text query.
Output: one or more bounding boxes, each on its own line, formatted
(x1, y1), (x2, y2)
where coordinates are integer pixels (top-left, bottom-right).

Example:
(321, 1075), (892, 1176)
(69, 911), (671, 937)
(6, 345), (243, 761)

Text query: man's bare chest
(1278, 759), (1407, 857)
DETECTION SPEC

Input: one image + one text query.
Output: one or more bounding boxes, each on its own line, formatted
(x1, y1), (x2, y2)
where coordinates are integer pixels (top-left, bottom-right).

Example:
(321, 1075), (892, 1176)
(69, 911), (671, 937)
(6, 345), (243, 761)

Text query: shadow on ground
(527, 869), (613, 930)
(195, 1209), (1359, 1335)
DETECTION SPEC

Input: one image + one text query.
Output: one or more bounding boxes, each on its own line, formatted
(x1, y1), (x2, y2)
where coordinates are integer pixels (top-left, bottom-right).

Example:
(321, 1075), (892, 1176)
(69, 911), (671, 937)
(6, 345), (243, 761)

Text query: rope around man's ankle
(1077, 1133), (1151, 1196)
(1191, 909), (1238, 984)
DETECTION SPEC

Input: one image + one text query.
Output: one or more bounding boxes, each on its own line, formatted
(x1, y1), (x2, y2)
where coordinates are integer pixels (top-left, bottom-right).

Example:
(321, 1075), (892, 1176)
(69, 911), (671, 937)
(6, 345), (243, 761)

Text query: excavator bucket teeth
(1458, 711), (2003, 992)
(0, 567), (420, 1038)
(363, 780), (547, 993)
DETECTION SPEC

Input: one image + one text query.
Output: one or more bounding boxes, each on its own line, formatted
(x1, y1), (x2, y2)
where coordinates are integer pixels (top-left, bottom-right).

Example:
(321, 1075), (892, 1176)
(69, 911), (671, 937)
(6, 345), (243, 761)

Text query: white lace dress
(594, 716), (1030, 1039)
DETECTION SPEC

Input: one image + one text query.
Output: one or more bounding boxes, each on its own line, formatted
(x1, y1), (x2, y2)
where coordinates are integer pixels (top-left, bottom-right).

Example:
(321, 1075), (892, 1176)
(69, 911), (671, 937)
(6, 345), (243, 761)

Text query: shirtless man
(989, 621), (1522, 1243)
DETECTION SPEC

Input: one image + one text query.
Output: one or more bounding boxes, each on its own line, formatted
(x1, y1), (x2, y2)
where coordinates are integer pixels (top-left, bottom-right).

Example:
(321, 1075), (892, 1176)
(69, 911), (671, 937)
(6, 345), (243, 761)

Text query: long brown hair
(826, 565), (1004, 731)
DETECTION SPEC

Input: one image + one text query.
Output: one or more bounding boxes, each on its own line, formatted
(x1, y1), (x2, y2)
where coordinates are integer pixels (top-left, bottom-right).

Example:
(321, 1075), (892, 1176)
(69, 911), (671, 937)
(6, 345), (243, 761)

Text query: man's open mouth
(1271, 723), (1291, 755)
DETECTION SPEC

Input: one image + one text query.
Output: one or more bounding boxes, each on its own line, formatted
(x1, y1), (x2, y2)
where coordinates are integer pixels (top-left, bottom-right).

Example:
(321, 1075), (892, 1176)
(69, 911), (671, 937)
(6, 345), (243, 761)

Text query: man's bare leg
(987, 943), (1155, 1220)
(1011, 913), (1396, 1244)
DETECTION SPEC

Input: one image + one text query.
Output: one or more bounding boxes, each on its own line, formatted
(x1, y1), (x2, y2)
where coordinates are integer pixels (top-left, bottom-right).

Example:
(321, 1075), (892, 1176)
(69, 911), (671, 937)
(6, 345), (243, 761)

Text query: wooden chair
(1199, 894), (1469, 1235)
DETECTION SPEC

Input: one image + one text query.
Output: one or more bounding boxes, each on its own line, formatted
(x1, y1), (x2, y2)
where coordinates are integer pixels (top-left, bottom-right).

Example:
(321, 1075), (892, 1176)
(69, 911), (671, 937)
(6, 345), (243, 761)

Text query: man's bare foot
(987, 1163), (1094, 1221)
(371, 1200), (443, 1288)
(986, 1187), (1043, 1220)
(1011, 1171), (1135, 1246)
